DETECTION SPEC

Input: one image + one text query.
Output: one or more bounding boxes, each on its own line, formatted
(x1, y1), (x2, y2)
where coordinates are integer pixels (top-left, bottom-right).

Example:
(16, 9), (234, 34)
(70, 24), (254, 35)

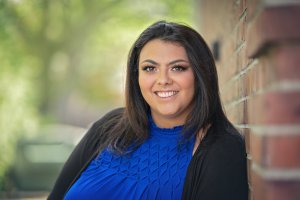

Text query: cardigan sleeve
(182, 132), (248, 200)
(48, 108), (124, 200)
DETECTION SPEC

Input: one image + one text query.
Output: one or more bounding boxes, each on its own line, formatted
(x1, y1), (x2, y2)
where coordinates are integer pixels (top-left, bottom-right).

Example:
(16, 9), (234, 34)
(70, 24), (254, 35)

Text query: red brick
(248, 94), (264, 124)
(267, 180), (300, 200)
(252, 170), (266, 200)
(221, 37), (235, 67)
(250, 133), (265, 166)
(238, 75), (247, 98)
(245, 66), (256, 96)
(245, 61), (270, 95)
(252, 170), (300, 200)
(246, 0), (263, 23)
(263, 92), (300, 124)
(238, 40), (249, 70)
(250, 133), (300, 168)
(270, 45), (300, 80)
(224, 79), (238, 103)
(266, 135), (300, 168)
(247, 6), (300, 58)
(243, 72), (250, 97)
(199, 2), (300, 199)
(221, 88), (229, 105)
(233, 78), (239, 100)
(236, 18), (246, 47)
(259, 57), (277, 88)
(239, 0), (246, 18)
(228, 55), (238, 78)
(248, 91), (300, 124)
(243, 98), (249, 124)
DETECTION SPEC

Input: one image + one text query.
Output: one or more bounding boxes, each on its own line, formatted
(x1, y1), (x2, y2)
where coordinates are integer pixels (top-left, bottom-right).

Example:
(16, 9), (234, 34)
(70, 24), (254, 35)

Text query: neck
(151, 114), (185, 128)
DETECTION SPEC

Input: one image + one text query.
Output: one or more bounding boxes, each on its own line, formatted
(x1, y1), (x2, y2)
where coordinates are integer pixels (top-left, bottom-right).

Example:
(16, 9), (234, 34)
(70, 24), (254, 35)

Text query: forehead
(139, 39), (188, 62)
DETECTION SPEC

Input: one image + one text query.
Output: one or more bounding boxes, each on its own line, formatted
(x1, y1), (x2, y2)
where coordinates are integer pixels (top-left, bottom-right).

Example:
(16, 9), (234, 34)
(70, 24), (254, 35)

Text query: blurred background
(0, 0), (195, 199)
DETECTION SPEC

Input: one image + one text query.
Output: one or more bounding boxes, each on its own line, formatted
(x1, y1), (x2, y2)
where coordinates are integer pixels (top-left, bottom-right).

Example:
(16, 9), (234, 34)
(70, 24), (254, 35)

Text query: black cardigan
(48, 108), (248, 200)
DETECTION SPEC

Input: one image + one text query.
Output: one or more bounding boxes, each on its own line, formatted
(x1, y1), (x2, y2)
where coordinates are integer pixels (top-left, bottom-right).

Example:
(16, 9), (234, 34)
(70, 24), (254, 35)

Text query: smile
(155, 91), (179, 98)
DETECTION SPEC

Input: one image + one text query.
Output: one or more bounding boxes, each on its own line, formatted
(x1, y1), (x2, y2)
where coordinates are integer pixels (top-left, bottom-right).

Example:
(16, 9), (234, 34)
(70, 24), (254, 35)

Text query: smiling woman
(49, 21), (248, 200)
(138, 39), (195, 128)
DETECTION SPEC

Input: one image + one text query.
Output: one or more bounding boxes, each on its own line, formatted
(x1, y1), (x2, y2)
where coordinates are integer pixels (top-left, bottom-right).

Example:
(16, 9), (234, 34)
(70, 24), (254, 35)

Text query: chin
(157, 109), (181, 118)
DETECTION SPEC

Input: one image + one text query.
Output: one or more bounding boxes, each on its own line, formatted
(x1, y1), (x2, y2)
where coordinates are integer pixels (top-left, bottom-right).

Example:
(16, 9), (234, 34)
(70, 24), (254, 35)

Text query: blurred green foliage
(0, 0), (194, 189)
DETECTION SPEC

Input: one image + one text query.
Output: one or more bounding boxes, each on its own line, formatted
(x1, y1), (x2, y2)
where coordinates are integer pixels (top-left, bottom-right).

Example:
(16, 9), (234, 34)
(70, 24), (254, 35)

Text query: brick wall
(197, 0), (300, 199)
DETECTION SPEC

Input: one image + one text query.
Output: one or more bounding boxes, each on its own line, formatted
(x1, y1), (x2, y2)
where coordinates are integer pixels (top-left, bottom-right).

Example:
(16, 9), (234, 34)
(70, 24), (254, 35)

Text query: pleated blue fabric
(64, 117), (195, 200)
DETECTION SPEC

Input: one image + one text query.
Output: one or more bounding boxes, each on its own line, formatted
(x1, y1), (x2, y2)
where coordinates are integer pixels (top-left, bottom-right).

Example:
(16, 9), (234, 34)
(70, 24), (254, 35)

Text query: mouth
(154, 91), (179, 98)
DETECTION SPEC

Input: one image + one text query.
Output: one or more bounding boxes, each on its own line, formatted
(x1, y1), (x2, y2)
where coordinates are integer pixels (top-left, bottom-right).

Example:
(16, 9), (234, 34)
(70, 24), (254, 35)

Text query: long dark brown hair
(97, 21), (233, 154)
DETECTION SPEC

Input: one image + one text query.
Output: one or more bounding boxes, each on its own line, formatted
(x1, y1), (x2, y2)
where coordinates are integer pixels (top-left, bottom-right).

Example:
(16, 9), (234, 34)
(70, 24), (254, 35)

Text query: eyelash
(172, 65), (188, 71)
(141, 65), (188, 72)
(142, 66), (156, 72)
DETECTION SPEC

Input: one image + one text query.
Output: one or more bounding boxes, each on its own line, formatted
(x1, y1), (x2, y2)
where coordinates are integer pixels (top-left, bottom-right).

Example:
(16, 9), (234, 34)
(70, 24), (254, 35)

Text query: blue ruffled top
(64, 117), (195, 200)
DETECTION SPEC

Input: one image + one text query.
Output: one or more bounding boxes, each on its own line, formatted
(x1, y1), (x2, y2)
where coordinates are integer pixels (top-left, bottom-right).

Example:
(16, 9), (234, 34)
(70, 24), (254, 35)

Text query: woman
(48, 21), (248, 200)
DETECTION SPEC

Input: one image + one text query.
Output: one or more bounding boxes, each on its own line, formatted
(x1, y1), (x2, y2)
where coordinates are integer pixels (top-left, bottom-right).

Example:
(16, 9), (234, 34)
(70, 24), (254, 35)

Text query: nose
(157, 70), (172, 85)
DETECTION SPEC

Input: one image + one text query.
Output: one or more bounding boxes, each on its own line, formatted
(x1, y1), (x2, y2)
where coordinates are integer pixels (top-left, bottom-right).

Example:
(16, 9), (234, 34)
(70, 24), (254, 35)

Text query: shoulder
(215, 131), (245, 150)
(207, 128), (247, 162)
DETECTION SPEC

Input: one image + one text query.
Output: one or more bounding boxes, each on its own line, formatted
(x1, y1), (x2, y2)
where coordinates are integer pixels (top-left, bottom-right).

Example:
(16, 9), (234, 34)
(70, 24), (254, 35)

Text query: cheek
(138, 76), (145, 91)
(138, 75), (152, 96)
(138, 77), (154, 106)
(139, 74), (154, 89)
(177, 73), (195, 91)
(179, 75), (195, 101)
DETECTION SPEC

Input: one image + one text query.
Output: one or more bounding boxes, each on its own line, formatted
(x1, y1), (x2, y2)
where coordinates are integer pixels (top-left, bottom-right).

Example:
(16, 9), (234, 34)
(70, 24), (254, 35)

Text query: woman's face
(138, 39), (195, 128)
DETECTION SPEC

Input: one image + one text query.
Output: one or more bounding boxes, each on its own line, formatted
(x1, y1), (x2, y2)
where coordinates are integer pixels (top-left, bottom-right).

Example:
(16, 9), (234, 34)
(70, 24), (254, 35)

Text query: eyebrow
(140, 59), (189, 66)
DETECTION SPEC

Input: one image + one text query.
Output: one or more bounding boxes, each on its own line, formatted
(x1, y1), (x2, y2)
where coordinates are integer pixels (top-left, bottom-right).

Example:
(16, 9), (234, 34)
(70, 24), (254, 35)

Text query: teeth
(156, 91), (177, 98)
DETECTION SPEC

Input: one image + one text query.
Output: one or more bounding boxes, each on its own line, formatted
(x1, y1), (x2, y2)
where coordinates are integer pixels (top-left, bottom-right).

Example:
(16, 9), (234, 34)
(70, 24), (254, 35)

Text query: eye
(142, 66), (157, 72)
(171, 65), (188, 71)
